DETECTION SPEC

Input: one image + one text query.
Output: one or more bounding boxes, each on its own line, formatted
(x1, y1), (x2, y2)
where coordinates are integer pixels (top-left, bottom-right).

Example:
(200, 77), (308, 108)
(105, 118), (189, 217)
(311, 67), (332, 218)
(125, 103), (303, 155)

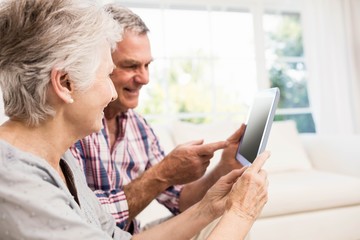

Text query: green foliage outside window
(265, 12), (316, 133)
(267, 13), (304, 57)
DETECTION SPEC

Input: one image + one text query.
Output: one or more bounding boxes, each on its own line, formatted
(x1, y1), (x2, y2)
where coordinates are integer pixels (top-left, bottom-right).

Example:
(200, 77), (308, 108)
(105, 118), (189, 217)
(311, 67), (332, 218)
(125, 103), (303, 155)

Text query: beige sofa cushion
(301, 134), (360, 178)
(261, 170), (360, 218)
(150, 124), (175, 154)
(172, 120), (239, 145)
(265, 120), (313, 173)
(251, 206), (360, 240)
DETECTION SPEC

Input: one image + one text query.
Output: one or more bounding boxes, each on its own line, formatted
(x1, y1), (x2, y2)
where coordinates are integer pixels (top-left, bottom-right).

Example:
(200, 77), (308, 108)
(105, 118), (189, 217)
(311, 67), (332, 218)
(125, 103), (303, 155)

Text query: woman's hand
(198, 167), (247, 219)
(205, 152), (270, 240)
(198, 150), (270, 221)
(226, 151), (270, 221)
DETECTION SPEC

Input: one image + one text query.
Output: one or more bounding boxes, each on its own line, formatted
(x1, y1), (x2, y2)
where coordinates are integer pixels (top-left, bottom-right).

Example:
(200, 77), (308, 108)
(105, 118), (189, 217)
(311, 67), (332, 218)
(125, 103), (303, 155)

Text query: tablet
(235, 87), (280, 166)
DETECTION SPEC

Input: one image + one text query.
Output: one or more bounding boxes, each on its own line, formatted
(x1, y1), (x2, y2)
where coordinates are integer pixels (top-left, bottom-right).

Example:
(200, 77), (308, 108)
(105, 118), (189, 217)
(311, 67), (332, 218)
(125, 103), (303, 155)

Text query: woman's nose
(108, 80), (118, 102)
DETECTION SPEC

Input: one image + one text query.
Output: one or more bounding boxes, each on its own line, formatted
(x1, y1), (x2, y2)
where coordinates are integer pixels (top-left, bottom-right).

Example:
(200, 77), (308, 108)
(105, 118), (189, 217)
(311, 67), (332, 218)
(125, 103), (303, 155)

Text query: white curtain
(347, 0), (360, 134)
(303, 0), (360, 134)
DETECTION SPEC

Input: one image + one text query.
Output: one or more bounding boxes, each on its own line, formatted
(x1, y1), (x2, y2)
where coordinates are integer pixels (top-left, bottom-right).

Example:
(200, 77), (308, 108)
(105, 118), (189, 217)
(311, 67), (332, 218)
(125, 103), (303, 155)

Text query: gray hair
(104, 3), (149, 34)
(0, 0), (122, 126)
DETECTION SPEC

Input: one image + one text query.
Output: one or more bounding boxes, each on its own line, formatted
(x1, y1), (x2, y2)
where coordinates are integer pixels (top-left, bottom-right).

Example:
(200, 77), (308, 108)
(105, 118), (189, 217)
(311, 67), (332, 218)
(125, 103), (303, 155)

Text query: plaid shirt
(70, 109), (182, 234)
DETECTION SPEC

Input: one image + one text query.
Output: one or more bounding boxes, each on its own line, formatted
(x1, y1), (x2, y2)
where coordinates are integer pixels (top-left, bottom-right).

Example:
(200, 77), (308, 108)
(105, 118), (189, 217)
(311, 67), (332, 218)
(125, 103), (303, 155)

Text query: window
(115, 2), (316, 133)
(264, 12), (315, 132)
(134, 6), (256, 124)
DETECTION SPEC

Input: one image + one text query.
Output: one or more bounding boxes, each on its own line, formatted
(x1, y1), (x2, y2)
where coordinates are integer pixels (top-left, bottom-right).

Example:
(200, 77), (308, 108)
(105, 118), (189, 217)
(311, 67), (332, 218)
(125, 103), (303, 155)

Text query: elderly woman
(0, 0), (269, 239)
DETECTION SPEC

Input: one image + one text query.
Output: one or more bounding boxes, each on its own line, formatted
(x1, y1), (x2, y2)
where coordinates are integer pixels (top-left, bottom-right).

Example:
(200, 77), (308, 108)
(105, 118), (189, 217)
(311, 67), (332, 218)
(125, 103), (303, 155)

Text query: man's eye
(124, 65), (137, 69)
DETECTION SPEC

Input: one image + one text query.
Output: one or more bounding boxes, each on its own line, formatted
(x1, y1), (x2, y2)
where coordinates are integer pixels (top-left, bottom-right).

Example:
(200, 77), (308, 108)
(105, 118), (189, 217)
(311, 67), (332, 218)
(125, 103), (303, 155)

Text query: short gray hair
(0, 0), (122, 126)
(104, 3), (149, 34)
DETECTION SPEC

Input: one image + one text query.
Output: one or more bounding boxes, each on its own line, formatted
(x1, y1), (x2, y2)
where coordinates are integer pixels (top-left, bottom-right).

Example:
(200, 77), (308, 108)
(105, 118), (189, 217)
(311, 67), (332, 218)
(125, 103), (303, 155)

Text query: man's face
(108, 30), (153, 114)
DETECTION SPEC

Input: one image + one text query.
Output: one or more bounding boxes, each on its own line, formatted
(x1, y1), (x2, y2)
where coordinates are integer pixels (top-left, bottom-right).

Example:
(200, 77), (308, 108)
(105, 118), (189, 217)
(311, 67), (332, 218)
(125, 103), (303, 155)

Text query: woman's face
(68, 44), (117, 137)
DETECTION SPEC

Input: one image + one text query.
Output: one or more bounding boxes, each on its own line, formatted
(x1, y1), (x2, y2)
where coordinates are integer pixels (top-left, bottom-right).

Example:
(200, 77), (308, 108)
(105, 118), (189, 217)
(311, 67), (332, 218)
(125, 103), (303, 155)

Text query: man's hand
(216, 124), (246, 174)
(156, 140), (228, 186)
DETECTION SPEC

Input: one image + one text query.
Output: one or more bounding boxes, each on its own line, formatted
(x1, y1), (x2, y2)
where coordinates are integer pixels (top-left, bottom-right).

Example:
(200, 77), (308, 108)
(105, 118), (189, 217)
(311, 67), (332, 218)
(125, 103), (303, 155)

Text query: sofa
(137, 120), (360, 240)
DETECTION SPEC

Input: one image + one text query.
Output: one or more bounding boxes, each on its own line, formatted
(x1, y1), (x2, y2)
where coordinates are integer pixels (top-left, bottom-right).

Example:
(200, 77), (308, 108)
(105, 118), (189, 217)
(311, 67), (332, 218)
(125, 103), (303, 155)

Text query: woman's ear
(50, 68), (74, 104)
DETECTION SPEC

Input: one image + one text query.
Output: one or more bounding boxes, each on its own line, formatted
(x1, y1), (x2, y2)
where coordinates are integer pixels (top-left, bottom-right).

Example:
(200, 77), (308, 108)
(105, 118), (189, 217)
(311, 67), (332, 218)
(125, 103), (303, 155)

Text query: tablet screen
(236, 88), (279, 165)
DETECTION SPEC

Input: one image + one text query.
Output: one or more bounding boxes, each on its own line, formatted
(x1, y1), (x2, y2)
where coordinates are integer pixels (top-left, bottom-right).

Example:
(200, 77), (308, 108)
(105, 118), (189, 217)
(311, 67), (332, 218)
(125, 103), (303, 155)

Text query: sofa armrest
(300, 134), (360, 178)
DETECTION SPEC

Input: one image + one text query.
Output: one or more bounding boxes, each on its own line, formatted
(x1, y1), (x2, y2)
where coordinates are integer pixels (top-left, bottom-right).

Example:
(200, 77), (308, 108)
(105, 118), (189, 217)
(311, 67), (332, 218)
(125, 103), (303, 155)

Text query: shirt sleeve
(92, 188), (131, 230)
(143, 118), (184, 215)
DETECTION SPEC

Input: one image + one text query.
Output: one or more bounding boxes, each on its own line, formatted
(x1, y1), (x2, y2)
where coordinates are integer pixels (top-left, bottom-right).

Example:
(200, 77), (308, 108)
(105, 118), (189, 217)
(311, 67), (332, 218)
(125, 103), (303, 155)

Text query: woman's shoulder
(0, 139), (49, 168)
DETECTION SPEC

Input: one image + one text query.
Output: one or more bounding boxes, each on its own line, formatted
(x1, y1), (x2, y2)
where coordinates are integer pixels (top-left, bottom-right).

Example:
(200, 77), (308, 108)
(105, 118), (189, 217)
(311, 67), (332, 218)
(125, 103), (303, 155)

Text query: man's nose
(135, 67), (149, 85)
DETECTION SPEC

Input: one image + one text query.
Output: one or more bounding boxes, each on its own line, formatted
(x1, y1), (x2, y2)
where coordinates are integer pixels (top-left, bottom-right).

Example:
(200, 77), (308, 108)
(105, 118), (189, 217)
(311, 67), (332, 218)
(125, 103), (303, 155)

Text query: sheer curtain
(347, 0), (360, 134)
(303, 0), (360, 134)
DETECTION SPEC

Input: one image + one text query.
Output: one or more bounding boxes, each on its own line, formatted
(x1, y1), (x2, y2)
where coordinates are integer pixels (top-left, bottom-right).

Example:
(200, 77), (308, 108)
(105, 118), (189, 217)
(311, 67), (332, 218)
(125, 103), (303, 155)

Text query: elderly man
(71, 3), (248, 234)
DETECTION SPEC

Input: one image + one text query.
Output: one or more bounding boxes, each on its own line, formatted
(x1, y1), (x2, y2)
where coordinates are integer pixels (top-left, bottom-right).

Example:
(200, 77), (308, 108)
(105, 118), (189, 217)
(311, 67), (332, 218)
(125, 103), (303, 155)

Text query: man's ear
(50, 68), (74, 104)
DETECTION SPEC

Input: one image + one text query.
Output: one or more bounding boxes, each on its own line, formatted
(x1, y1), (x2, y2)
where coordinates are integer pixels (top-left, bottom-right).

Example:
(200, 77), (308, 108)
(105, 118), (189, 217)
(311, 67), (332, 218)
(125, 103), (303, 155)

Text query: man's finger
(227, 124), (246, 142)
(249, 151), (271, 172)
(197, 140), (228, 156)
